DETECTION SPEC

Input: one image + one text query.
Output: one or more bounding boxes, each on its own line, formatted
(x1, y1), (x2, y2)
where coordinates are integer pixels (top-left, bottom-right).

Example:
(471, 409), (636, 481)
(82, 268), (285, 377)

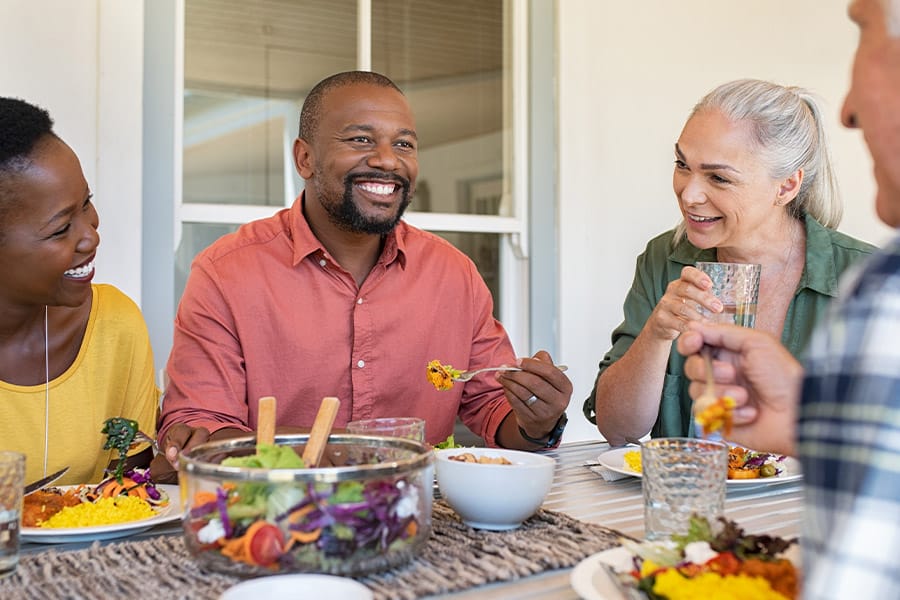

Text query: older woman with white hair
(584, 78), (876, 446)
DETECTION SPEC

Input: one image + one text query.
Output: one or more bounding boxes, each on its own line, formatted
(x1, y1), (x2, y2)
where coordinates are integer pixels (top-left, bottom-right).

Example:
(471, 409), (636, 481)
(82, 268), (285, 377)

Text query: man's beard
(323, 172), (412, 235)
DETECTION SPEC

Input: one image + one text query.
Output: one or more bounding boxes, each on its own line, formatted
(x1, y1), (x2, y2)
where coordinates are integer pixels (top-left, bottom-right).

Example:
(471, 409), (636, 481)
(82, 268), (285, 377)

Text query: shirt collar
(667, 214), (840, 297)
(799, 214), (841, 297)
(288, 192), (408, 269)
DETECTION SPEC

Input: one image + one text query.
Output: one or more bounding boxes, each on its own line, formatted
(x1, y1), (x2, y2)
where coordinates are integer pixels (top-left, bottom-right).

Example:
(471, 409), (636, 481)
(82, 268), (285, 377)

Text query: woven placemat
(0, 501), (628, 600)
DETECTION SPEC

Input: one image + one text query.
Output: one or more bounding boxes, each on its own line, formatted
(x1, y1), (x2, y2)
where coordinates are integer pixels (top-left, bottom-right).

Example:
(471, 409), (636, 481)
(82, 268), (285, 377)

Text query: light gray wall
(2, 0), (144, 304)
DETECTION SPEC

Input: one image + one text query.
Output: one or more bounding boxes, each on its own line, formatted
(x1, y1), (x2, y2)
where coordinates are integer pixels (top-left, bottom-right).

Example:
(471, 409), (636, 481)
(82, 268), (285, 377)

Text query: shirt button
(319, 259), (327, 267)
(357, 360), (365, 368)
(357, 298), (364, 304)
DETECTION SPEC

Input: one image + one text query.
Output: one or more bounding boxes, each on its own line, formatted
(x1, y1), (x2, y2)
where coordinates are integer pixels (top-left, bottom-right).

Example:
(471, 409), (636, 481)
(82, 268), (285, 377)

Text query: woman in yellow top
(0, 97), (159, 485)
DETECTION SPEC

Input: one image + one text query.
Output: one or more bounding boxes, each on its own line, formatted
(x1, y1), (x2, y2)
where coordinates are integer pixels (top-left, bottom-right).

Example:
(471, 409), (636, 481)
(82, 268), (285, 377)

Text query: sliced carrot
(193, 491), (217, 505)
(125, 483), (149, 500)
(102, 482), (124, 498)
(220, 536), (248, 562)
(287, 504), (315, 523)
(405, 520), (418, 537)
(290, 528), (321, 544)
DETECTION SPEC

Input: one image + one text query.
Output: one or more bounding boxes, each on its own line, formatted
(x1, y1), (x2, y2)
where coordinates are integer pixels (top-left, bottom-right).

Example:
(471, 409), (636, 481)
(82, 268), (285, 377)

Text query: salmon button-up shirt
(160, 195), (517, 447)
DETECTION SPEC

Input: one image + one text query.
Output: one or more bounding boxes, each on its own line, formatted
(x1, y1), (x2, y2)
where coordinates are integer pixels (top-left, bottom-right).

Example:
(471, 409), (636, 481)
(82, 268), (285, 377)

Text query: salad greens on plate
(614, 516), (799, 599)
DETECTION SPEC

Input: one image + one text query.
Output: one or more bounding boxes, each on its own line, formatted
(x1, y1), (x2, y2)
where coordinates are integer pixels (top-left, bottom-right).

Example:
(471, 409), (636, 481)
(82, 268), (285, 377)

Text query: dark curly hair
(298, 71), (402, 142)
(0, 97), (55, 170)
(0, 97), (58, 236)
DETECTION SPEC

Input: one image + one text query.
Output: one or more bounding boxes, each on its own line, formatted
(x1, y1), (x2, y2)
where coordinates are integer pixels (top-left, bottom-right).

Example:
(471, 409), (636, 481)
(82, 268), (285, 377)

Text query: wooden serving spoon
(302, 396), (341, 468)
(257, 396), (277, 446)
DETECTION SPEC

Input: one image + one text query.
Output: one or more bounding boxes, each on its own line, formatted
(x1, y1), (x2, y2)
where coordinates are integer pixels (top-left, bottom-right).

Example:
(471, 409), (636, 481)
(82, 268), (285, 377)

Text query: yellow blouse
(0, 284), (159, 485)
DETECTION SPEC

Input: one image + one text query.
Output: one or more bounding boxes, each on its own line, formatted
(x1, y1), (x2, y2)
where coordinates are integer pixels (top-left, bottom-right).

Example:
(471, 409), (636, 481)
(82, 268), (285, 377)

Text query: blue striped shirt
(800, 233), (900, 599)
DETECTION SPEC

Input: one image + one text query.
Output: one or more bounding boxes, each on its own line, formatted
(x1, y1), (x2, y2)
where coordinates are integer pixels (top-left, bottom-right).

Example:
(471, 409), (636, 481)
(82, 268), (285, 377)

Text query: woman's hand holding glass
(647, 266), (723, 340)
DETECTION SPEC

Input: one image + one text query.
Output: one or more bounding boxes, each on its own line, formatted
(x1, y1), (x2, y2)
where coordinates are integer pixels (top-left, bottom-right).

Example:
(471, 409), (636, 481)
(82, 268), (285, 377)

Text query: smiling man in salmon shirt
(154, 71), (572, 478)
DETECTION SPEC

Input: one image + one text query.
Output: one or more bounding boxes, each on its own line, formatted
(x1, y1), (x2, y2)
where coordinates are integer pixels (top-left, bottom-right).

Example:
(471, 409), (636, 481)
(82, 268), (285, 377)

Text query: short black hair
(0, 97), (55, 170)
(0, 97), (57, 239)
(298, 71), (402, 142)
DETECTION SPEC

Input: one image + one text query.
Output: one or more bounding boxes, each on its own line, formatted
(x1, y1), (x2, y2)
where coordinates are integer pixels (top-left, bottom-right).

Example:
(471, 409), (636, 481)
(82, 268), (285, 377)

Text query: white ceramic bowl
(435, 448), (555, 530)
(220, 574), (373, 600)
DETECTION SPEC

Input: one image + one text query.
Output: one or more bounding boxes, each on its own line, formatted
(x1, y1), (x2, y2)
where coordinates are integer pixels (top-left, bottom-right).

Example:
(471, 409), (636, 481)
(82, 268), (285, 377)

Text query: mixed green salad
(185, 444), (427, 574)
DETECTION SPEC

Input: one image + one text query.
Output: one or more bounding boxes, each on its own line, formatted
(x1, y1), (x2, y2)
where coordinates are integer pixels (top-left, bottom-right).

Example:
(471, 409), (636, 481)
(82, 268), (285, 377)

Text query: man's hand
(677, 322), (803, 456)
(498, 350), (572, 447)
(149, 424), (246, 483)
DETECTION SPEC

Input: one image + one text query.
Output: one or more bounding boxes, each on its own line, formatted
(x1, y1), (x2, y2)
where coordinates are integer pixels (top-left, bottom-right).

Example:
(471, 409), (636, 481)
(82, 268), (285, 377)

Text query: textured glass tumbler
(642, 438), (728, 540)
(696, 262), (761, 328)
(346, 418), (426, 443)
(0, 452), (25, 578)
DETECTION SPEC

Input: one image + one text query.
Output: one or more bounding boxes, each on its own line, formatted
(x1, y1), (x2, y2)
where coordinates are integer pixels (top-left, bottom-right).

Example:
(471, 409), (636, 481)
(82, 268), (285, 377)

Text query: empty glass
(346, 418), (426, 443)
(641, 438), (728, 540)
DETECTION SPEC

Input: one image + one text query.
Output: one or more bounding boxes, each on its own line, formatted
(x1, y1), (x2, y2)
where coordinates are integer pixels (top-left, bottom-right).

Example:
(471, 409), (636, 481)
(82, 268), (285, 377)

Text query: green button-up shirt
(583, 215), (876, 438)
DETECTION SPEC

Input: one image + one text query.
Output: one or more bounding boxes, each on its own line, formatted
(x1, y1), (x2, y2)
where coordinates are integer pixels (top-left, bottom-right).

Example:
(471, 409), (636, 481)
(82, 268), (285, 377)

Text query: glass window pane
(372, 0), (508, 216)
(184, 93), (288, 206)
(183, 0), (357, 207)
(175, 223), (239, 302)
(432, 231), (501, 319)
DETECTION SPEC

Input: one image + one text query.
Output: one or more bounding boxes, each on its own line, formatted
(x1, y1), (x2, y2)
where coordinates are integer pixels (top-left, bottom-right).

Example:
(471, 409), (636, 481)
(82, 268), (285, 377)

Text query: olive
(759, 463), (777, 478)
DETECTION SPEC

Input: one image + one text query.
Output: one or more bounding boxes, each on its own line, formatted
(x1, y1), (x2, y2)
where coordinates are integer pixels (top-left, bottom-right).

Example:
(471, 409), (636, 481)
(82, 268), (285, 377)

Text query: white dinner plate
(570, 546), (634, 600)
(21, 484), (182, 543)
(220, 574), (373, 600)
(596, 447), (803, 486)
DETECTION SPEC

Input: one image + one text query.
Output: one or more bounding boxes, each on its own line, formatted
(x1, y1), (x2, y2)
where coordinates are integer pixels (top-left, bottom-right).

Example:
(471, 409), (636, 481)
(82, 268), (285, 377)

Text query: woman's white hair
(673, 79), (842, 244)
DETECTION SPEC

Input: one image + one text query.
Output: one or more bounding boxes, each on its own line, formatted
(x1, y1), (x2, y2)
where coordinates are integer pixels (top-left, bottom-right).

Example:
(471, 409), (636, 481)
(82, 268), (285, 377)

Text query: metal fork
(452, 364), (568, 383)
(599, 562), (644, 600)
(134, 430), (160, 453)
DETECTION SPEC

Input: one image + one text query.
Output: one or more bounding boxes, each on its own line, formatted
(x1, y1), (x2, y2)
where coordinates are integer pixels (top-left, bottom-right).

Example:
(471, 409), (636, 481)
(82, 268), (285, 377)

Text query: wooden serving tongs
(302, 396), (340, 468)
(257, 395), (340, 468)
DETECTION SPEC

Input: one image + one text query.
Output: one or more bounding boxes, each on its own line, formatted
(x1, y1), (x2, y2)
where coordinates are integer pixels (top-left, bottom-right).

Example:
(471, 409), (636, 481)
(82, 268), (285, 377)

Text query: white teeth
(358, 182), (396, 195)
(689, 215), (719, 223)
(64, 260), (95, 278)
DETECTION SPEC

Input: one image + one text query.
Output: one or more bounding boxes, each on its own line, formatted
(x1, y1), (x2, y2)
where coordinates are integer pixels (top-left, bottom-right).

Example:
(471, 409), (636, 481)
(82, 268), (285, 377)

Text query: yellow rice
(653, 569), (789, 600)
(41, 496), (155, 528)
(624, 450), (642, 473)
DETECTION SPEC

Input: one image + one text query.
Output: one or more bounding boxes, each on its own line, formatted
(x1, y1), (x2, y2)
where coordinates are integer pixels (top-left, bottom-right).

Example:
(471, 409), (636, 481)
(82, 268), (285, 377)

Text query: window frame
(143, 0), (558, 372)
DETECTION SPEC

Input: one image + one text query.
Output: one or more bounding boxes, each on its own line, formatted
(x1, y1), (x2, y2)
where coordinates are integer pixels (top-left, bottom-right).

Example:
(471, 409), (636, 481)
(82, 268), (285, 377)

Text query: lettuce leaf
(221, 443), (305, 469)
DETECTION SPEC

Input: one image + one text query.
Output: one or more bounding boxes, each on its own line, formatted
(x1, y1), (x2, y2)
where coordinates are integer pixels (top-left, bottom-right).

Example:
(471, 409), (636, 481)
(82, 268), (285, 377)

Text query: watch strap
(518, 412), (568, 448)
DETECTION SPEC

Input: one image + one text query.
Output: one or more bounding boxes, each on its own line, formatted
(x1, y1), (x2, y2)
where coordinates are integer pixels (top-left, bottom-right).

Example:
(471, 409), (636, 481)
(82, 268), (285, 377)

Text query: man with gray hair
(678, 0), (900, 596)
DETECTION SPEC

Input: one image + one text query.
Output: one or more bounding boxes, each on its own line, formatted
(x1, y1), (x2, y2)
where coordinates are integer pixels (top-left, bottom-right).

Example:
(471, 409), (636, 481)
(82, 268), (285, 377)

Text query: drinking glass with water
(695, 262), (761, 328)
(0, 452), (25, 579)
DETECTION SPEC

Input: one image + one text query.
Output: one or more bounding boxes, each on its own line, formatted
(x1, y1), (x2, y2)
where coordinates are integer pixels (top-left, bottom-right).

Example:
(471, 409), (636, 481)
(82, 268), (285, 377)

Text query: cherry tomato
(708, 550), (741, 575)
(247, 523), (285, 566)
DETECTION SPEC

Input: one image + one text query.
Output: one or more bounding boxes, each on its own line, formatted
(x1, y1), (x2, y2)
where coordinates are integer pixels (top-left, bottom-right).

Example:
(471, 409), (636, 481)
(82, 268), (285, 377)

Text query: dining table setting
(0, 433), (804, 600)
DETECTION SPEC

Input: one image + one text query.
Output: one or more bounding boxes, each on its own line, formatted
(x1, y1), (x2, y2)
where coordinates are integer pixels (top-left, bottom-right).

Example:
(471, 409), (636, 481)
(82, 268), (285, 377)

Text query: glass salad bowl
(179, 434), (434, 577)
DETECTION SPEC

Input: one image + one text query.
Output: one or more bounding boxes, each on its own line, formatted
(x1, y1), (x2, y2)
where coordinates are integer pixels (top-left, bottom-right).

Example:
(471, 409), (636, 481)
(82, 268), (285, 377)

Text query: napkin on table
(585, 462), (633, 482)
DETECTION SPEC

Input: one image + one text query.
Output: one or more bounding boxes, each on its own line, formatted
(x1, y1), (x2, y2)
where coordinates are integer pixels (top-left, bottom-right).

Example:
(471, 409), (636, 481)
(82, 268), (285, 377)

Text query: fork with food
(426, 359), (568, 391)
(692, 347), (735, 439)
